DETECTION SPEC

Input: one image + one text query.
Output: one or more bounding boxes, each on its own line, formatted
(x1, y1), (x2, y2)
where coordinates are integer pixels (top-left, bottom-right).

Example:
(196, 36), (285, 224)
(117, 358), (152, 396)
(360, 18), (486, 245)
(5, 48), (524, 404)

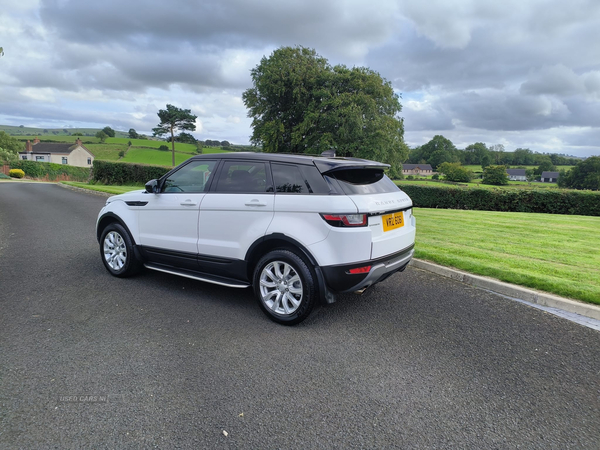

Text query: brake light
(348, 266), (372, 274)
(321, 214), (368, 227)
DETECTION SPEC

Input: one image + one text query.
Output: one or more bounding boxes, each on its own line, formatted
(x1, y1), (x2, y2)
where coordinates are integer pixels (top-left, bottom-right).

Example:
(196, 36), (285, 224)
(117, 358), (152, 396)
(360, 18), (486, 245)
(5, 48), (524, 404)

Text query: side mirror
(145, 179), (159, 193)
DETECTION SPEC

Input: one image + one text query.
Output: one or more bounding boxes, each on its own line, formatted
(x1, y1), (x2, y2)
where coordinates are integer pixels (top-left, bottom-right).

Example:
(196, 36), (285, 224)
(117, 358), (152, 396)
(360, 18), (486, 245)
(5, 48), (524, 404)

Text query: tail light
(321, 214), (367, 227)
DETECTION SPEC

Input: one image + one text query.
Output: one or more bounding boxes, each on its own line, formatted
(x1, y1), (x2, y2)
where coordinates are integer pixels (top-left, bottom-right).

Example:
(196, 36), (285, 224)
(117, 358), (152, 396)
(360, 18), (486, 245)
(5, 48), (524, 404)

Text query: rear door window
(215, 161), (269, 193)
(272, 163), (310, 193)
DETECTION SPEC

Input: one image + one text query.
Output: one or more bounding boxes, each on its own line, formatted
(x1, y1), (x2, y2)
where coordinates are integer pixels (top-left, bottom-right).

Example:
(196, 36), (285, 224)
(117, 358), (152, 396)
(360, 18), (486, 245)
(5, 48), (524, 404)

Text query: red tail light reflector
(321, 214), (367, 227)
(348, 266), (372, 274)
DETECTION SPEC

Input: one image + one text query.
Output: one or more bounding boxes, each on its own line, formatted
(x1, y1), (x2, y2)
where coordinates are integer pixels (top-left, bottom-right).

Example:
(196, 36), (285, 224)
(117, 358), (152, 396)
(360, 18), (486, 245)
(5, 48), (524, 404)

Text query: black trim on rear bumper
(321, 244), (415, 293)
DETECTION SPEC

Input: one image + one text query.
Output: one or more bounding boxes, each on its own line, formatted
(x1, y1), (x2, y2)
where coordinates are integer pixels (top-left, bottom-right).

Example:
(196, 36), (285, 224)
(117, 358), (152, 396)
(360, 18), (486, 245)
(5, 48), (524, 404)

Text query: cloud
(0, 0), (599, 156)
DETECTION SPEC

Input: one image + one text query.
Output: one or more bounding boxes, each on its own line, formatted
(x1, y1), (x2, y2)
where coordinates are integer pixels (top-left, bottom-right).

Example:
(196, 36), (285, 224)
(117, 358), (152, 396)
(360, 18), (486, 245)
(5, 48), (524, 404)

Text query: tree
(533, 158), (556, 177)
(152, 104), (197, 166)
(243, 46), (407, 174)
(0, 47), (4, 57)
(512, 148), (535, 165)
(0, 131), (22, 162)
(220, 140), (231, 147)
(558, 156), (600, 190)
(128, 128), (139, 139)
(102, 126), (115, 138)
(482, 165), (509, 185)
(176, 132), (196, 144)
(437, 162), (474, 182)
(95, 130), (108, 143)
(413, 135), (459, 170)
(464, 142), (491, 168)
(489, 144), (507, 165)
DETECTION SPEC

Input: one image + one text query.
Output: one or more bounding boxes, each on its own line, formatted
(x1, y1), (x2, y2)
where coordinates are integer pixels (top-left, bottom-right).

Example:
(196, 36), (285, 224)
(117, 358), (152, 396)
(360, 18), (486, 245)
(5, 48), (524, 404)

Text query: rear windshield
(325, 169), (400, 195)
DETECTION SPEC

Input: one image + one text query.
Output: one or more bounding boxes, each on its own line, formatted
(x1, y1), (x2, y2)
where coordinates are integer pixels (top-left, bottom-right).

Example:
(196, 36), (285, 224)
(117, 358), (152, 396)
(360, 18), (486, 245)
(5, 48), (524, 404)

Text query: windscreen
(325, 169), (400, 195)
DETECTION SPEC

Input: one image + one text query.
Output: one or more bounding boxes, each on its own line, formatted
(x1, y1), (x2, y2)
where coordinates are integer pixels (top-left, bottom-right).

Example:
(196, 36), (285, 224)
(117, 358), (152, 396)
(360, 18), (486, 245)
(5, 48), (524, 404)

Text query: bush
(437, 162), (473, 182)
(482, 165), (509, 185)
(159, 145), (169, 151)
(118, 150), (125, 158)
(9, 168), (25, 178)
(406, 175), (414, 180)
(9, 160), (90, 181)
(431, 174), (439, 180)
(92, 160), (170, 185)
(399, 185), (600, 216)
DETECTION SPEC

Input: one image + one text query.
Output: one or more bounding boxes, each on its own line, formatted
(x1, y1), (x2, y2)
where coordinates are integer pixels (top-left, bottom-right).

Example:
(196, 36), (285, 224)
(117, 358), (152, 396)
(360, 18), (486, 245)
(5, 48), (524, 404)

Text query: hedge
(9, 160), (90, 181)
(92, 160), (170, 185)
(399, 185), (600, 216)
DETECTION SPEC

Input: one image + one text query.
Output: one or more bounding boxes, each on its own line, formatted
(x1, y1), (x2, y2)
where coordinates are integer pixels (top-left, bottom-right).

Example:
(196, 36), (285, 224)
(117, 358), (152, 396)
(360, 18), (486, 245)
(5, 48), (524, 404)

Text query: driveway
(1, 183), (599, 449)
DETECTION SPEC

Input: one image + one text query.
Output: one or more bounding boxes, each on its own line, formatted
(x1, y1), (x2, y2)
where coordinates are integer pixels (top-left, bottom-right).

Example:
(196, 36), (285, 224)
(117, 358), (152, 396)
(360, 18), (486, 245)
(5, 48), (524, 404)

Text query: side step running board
(144, 264), (250, 289)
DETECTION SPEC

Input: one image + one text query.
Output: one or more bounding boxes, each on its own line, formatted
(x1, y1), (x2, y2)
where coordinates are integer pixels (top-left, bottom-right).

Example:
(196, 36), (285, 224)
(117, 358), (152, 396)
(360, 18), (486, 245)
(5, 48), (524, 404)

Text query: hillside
(0, 124), (129, 138)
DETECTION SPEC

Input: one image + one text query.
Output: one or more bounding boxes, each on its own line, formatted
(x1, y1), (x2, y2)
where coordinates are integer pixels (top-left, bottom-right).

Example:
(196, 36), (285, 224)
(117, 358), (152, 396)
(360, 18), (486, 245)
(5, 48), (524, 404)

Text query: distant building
(541, 171), (560, 183)
(506, 169), (526, 181)
(19, 138), (94, 168)
(402, 164), (433, 176)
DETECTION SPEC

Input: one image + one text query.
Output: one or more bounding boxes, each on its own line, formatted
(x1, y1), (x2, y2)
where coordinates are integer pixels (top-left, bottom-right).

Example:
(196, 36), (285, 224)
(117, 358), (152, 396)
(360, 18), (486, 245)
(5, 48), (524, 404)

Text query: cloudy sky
(1, 0), (599, 157)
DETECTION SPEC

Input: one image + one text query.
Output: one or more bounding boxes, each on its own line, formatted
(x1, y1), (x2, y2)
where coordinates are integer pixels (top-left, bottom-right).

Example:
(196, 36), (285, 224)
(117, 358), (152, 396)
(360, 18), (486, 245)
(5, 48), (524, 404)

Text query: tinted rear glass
(326, 169), (399, 195)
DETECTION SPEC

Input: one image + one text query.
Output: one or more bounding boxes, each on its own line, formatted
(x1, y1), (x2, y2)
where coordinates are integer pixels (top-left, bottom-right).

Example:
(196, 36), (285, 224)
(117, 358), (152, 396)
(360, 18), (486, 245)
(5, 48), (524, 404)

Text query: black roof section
(506, 169), (526, 175)
(187, 152), (390, 173)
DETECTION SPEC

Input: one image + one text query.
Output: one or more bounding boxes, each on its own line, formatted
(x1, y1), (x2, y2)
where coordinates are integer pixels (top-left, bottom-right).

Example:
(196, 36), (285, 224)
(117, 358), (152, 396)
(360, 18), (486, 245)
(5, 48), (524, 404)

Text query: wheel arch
(245, 234), (333, 304)
(96, 212), (137, 244)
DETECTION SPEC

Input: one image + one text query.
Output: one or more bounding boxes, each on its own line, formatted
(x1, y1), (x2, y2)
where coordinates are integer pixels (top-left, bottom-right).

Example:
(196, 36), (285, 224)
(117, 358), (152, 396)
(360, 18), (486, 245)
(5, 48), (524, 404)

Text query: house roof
(19, 142), (95, 156)
(506, 169), (526, 176)
(541, 171), (560, 178)
(402, 164), (433, 170)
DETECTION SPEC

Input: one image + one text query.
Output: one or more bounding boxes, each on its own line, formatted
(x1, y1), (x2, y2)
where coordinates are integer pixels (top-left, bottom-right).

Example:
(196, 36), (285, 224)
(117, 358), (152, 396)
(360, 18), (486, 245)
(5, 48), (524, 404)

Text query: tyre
(99, 223), (141, 277)
(253, 249), (317, 325)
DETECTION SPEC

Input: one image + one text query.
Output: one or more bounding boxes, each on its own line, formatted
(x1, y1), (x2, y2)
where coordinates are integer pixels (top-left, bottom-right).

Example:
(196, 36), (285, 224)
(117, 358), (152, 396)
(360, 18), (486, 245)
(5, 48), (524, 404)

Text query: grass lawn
(62, 182), (144, 195)
(85, 143), (128, 160)
(121, 148), (194, 166)
(413, 208), (600, 304)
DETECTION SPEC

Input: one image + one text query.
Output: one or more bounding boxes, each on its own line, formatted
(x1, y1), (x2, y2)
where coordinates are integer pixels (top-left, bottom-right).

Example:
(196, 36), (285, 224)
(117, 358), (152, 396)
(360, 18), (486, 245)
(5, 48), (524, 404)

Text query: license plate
(382, 212), (404, 232)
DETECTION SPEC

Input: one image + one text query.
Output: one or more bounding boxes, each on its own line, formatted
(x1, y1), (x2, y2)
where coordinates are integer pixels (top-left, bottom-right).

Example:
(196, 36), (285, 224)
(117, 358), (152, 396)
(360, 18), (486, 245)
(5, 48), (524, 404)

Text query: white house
(19, 138), (94, 168)
(506, 169), (526, 181)
(402, 164), (434, 176)
(541, 171), (560, 183)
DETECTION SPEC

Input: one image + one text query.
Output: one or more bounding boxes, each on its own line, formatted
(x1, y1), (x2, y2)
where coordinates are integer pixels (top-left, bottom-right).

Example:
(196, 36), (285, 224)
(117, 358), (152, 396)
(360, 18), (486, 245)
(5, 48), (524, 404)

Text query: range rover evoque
(96, 152), (416, 325)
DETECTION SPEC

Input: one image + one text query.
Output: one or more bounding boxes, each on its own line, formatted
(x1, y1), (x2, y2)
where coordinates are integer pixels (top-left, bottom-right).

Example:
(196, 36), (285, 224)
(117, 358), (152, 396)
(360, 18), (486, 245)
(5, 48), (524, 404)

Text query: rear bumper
(321, 244), (414, 293)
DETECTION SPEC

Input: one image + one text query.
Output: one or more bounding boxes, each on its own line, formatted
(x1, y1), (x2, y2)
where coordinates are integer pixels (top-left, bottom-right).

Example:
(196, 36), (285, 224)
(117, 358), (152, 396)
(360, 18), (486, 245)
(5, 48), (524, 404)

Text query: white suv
(96, 153), (415, 325)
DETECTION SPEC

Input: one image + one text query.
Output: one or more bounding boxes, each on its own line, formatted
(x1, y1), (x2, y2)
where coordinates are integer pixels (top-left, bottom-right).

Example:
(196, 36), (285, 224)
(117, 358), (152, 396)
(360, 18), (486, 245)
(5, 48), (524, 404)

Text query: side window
(272, 163), (310, 194)
(215, 161), (268, 193)
(162, 160), (218, 193)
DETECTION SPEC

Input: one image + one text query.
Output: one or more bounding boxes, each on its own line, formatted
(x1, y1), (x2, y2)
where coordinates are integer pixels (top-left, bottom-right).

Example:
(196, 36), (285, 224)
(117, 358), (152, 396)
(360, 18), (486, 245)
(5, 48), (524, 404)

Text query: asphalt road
(1, 182), (599, 449)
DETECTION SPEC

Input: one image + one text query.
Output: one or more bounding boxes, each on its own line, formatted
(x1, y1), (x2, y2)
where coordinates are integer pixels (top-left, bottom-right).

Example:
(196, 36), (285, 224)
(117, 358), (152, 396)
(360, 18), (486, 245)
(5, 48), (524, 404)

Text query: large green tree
(0, 131), (22, 162)
(242, 46), (407, 175)
(410, 135), (459, 170)
(558, 156), (600, 190)
(152, 104), (197, 166)
(102, 126), (115, 138)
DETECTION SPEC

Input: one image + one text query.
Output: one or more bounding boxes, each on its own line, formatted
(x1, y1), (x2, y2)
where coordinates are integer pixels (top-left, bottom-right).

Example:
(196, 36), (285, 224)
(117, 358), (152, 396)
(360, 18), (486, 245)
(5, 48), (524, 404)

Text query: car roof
(188, 152), (390, 173)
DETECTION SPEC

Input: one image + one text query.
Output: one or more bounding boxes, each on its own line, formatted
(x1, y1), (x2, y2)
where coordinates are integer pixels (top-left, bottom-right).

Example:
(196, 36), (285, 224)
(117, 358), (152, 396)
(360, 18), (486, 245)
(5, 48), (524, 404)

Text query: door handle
(245, 200), (267, 207)
(180, 200), (197, 206)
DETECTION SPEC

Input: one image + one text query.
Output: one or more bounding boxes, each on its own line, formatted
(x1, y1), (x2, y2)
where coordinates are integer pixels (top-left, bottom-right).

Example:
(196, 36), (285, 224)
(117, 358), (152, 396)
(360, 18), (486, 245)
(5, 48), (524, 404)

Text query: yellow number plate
(382, 212), (404, 232)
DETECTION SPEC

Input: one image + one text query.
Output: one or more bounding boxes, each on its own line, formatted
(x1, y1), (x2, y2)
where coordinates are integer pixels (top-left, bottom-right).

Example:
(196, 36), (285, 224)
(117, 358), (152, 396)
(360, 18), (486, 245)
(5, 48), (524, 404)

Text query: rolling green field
(396, 179), (562, 190)
(413, 208), (600, 304)
(0, 125), (127, 138)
